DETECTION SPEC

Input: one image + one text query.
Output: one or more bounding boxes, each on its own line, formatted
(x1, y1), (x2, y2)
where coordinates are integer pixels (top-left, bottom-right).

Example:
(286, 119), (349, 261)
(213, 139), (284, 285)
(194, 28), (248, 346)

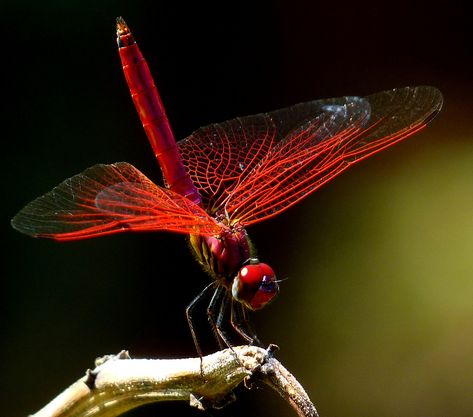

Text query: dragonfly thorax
(189, 226), (279, 310)
(189, 225), (252, 282)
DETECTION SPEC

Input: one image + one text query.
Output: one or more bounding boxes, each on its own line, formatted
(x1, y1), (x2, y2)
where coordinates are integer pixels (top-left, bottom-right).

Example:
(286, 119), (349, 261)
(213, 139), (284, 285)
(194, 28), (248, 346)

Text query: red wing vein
(12, 162), (221, 241)
(222, 87), (442, 224)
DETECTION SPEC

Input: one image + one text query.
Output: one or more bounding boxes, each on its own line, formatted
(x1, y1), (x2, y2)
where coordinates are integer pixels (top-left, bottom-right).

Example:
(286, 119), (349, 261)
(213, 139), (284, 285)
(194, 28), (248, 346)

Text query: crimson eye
(231, 262), (279, 310)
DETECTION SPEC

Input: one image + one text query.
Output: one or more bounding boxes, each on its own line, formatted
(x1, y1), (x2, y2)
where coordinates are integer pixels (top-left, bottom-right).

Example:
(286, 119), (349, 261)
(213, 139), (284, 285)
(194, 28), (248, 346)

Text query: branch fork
(32, 345), (318, 417)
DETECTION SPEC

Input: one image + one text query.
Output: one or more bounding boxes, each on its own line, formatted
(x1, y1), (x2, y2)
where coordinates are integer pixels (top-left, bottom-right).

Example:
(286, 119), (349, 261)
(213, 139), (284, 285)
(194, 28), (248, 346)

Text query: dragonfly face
(232, 261), (279, 310)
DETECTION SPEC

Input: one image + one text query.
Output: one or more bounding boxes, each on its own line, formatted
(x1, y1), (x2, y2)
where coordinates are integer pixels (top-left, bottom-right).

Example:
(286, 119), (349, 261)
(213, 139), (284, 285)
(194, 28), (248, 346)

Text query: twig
(31, 345), (318, 417)
(260, 345), (318, 417)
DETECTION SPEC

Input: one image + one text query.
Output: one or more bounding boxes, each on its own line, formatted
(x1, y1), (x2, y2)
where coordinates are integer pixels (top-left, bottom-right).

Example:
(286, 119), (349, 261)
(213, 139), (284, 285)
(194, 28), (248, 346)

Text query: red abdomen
(117, 19), (201, 206)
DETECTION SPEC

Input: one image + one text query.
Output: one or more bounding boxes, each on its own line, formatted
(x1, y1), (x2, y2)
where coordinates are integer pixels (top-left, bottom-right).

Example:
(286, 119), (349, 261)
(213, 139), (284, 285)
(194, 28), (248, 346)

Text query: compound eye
(232, 263), (279, 310)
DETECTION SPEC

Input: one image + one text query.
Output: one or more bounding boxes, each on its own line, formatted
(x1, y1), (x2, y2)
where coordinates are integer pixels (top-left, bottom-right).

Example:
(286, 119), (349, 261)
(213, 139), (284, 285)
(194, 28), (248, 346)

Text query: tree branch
(31, 345), (318, 417)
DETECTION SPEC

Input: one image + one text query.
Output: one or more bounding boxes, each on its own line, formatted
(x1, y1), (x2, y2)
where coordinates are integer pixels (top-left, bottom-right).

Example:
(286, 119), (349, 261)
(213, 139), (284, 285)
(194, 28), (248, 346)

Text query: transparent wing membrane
(12, 162), (221, 241)
(179, 86), (442, 225)
(13, 87), (442, 240)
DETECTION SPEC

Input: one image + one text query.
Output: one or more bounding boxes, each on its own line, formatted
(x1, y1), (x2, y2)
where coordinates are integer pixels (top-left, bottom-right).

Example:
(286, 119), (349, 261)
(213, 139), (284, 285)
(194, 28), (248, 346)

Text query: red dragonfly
(12, 18), (442, 354)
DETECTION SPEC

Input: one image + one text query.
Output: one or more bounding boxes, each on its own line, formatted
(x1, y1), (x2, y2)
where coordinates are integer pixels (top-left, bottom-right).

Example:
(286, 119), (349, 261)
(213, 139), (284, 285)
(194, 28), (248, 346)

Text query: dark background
(2, 1), (472, 417)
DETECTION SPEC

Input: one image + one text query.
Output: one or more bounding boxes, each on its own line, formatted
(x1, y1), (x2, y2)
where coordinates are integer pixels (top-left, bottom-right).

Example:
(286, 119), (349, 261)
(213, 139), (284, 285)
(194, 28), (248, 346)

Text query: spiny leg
(207, 286), (234, 350)
(215, 291), (236, 347)
(229, 301), (253, 343)
(186, 281), (216, 360)
(240, 304), (262, 346)
(231, 301), (262, 346)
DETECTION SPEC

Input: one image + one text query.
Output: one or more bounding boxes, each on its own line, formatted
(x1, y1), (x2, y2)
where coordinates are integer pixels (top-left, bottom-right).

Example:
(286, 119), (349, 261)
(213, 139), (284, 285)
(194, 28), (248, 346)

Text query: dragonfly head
(231, 260), (279, 310)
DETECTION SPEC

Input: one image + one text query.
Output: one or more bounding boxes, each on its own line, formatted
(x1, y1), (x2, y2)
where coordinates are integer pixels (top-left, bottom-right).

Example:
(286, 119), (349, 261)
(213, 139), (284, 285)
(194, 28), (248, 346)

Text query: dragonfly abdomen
(116, 18), (201, 206)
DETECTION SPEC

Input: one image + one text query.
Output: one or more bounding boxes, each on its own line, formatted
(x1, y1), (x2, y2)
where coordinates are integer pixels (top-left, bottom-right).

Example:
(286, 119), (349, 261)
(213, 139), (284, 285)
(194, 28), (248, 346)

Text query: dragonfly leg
(207, 286), (232, 350)
(230, 301), (262, 346)
(186, 281), (216, 360)
(212, 291), (246, 369)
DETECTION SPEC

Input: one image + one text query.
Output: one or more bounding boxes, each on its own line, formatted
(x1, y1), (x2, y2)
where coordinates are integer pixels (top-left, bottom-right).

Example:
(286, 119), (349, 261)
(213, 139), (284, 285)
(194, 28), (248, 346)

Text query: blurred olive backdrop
(2, 1), (472, 417)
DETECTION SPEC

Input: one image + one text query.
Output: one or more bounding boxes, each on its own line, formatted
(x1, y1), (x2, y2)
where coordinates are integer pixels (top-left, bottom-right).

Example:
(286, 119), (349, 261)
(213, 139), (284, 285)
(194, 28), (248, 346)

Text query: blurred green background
(2, 1), (472, 417)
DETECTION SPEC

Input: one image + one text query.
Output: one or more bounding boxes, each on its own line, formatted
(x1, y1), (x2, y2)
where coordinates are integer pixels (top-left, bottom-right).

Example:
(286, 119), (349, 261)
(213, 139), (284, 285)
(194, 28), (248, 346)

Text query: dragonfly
(12, 18), (443, 356)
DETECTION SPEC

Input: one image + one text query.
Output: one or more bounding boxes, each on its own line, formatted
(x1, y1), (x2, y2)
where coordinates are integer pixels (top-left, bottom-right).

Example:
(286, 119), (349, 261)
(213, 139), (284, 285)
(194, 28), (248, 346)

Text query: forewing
(11, 162), (221, 241)
(179, 86), (442, 225)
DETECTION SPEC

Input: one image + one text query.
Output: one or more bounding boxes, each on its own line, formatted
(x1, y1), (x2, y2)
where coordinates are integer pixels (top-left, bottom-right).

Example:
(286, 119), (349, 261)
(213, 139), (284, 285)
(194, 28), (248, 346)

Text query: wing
(11, 162), (222, 241)
(178, 86), (442, 225)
